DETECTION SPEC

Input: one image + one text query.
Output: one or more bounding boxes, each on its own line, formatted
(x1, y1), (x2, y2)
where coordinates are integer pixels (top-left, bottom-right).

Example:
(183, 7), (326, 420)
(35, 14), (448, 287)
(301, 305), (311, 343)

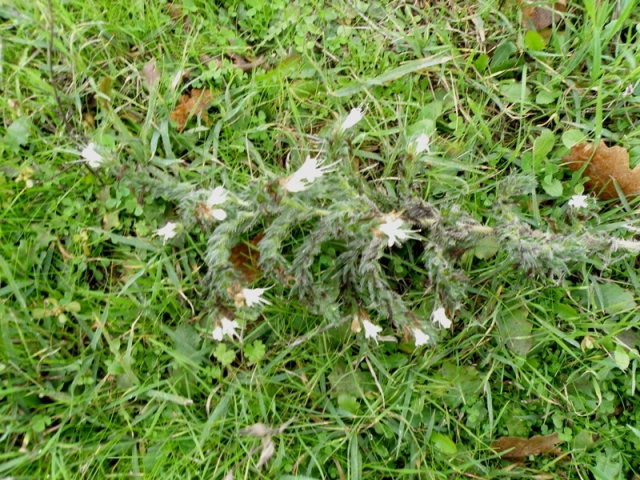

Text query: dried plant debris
(199, 52), (266, 72)
(564, 141), (640, 199)
(233, 419), (295, 471)
(521, 0), (566, 31)
(141, 59), (160, 88)
(169, 88), (214, 131)
(491, 432), (565, 461)
(229, 233), (264, 283)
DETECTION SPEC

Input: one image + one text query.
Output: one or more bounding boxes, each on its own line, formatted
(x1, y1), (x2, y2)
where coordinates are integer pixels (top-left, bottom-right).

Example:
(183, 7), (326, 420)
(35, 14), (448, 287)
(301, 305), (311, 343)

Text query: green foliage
(3, 0), (640, 478)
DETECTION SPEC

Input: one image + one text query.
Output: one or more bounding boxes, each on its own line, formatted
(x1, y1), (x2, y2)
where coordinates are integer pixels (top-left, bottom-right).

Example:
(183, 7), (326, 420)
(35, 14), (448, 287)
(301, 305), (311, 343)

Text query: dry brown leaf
(564, 141), (640, 199)
(229, 233), (264, 283)
(521, 0), (566, 31)
(491, 432), (564, 460)
(228, 52), (266, 71)
(165, 2), (192, 30)
(142, 59), (160, 88)
(169, 88), (214, 132)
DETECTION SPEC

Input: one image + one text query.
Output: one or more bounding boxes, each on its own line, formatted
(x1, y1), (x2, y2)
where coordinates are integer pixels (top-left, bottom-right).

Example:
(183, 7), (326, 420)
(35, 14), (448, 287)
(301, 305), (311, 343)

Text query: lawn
(2, 0), (640, 478)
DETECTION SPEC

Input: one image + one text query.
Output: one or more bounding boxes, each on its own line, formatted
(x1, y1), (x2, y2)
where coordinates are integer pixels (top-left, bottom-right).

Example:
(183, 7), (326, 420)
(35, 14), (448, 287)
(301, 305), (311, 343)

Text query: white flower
(242, 288), (272, 307)
(155, 222), (178, 244)
(210, 208), (227, 220)
(414, 133), (431, 155)
(283, 175), (308, 193)
(206, 186), (228, 220)
(432, 307), (452, 329)
(207, 186), (228, 206)
(377, 214), (418, 248)
(340, 107), (364, 131)
(568, 194), (589, 209)
(283, 156), (336, 193)
(81, 143), (104, 168)
(412, 328), (430, 346)
(212, 326), (224, 341)
(212, 317), (240, 341)
(362, 319), (382, 343)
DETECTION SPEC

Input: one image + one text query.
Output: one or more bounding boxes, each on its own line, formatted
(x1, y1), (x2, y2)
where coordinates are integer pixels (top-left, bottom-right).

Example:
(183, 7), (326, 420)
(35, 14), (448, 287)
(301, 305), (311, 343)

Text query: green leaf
(595, 283), (637, 315)
(427, 363), (482, 408)
(165, 323), (204, 364)
(405, 119), (435, 139)
(535, 90), (558, 105)
(490, 41), (518, 73)
(498, 308), (533, 356)
(591, 454), (622, 480)
(499, 82), (531, 103)
(65, 301), (81, 313)
(3, 117), (32, 153)
(32, 415), (52, 433)
(290, 79), (324, 99)
(214, 343), (236, 367)
(473, 53), (489, 72)
(613, 348), (630, 370)
(474, 236), (500, 259)
(337, 393), (360, 415)
(554, 303), (578, 320)
(431, 432), (457, 455)
(328, 361), (374, 398)
(562, 129), (587, 149)
(542, 177), (563, 197)
(533, 129), (555, 163)
(244, 340), (266, 363)
(524, 30), (546, 51)
(571, 430), (599, 450)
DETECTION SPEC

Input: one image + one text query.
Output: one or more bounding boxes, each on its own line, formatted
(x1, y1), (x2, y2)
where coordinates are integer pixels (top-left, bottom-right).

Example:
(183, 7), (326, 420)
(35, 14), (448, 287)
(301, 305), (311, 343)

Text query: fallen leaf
(229, 233), (264, 283)
(165, 2), (192, 30)
(142, 59), (160, 88)
(491, 432), (564, 460)
(564, 141), (640, 199)
(228, 52), (266, 71)
(239, 423), (270, 437)
(256, 437), (275, 469)
(169, 88), (214, 131)
(521, 0), (566, 31)
(239, 418), (295, 437)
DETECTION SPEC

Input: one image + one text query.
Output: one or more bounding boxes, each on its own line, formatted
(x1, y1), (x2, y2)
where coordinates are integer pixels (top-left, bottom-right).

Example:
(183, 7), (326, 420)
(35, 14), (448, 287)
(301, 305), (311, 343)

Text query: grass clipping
(564, 141), (640, 199)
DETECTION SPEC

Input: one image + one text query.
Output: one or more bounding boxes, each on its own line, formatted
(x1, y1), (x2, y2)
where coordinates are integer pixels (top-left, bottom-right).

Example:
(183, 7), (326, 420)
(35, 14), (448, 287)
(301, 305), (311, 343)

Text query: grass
(2, 0), (640, 478)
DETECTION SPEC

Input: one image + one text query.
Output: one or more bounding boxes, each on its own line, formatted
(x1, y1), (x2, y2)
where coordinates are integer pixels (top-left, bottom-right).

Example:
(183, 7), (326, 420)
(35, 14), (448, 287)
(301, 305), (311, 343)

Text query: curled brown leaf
(491, 432), (564, 460)
(229, 233), (264, 283)
(564, 141), (640, 199)
(521, 0), (566, 31)
(169, 88), (214, 131)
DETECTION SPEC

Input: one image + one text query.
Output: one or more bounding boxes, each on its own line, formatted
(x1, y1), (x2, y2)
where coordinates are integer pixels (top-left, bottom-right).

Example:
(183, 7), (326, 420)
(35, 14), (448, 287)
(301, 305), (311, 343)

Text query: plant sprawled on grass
(133, 116), (640, 348)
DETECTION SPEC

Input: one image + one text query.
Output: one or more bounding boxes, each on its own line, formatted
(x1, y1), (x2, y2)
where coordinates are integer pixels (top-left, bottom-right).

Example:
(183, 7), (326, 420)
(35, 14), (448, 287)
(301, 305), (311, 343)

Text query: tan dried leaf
(564, 141), (640, 199)
(169, 89), (214, 132)
(491, 432), (564, 460)
(228, 52), (266, 71)
(256, 437), (275, 469)
(521, 0), (566, 31)
(239, 423), (270, 437)
(142, 59), (160, 87)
